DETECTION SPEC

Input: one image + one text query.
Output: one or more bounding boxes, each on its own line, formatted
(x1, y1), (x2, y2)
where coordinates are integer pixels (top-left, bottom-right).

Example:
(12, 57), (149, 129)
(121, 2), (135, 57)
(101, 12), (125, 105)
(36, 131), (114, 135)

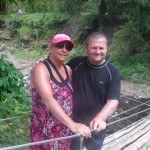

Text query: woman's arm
(31, 63), (91, 137)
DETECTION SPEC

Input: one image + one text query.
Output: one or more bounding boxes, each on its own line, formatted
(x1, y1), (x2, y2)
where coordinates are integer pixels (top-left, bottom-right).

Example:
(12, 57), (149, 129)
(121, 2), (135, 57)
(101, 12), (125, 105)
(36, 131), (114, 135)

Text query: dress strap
(43, 59), (73, 94)
(46, 59), (67, 82)
(63, 64), (70, 80)
(42, 59), (53, 77)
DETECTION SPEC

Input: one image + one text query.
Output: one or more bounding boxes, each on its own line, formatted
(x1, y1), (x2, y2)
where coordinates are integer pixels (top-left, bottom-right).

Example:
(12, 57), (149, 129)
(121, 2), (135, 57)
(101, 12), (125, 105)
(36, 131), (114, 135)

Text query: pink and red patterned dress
(30, 60), (73, 150)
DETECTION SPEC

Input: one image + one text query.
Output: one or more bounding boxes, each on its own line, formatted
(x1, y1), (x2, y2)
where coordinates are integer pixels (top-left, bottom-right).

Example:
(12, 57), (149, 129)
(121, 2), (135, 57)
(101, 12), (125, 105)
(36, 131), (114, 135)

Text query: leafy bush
(115, 55), (150, 85)
(0, 55), (31, 118)
(0, 117), (30, 147)
(5, 13), (70, 39)
(0, 56), (31, 148)
(108, 20), (145, 63)
(18, 26), (32, 38)
(5, 14), (21, 32)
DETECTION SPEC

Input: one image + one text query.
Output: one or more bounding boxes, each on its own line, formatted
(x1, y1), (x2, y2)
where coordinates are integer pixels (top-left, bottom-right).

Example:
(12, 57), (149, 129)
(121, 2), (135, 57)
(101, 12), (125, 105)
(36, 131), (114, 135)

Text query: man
(67, 32), (120, 150)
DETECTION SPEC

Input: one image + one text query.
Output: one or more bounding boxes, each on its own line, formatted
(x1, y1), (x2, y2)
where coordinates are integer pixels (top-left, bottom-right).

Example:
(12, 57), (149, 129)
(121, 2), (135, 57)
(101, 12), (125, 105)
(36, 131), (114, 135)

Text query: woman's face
(50, 42), (73, 62)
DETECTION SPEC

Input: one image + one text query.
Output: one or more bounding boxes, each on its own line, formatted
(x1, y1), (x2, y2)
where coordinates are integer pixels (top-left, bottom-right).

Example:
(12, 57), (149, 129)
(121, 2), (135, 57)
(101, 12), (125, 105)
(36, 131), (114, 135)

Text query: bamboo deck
(102, 115), (150, 150)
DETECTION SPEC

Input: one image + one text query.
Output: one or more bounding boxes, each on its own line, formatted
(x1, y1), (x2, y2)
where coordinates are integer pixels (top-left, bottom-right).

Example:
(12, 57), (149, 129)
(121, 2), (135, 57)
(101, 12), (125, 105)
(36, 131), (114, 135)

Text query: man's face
(86, 37), (107, 65)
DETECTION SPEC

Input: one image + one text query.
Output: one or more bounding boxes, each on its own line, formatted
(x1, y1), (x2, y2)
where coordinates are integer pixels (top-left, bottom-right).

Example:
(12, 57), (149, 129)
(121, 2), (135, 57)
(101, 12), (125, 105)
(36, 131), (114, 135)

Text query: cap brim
(52, 40), (74, 48)
(64, 40), (74, 48)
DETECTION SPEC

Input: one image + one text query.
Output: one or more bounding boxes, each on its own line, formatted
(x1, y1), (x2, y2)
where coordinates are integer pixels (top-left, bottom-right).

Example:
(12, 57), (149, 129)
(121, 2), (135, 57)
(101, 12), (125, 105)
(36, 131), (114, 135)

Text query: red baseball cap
(51, 34), (74, 48)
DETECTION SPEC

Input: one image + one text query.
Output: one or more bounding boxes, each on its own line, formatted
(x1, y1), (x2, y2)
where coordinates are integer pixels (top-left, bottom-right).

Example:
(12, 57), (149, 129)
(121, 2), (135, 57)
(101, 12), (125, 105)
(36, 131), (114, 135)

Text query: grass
(115, 56), (150, 85)
(10, 48), (49, 60)
(0, 117), (30, 148)
(0, 14), (5, 19)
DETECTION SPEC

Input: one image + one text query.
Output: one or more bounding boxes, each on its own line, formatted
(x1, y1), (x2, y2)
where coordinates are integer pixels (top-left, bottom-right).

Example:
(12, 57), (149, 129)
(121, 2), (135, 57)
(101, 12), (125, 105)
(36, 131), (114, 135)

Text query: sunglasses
(53, 42), (73, 51)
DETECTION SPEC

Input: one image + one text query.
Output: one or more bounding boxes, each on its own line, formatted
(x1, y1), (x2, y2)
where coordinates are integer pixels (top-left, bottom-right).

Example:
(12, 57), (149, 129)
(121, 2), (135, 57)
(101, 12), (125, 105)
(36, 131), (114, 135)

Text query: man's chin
(95, 58), (105, 65)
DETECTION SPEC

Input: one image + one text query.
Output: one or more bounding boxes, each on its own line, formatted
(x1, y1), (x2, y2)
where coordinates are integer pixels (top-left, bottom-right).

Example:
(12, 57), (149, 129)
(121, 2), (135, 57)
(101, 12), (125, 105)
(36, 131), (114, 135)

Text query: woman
(30, 34), (91, 150)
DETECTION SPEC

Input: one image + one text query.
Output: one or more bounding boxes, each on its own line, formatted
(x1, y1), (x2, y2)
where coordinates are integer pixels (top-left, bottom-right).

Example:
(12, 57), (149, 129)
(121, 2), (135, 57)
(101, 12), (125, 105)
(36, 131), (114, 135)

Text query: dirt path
(121, 80), (150, 99)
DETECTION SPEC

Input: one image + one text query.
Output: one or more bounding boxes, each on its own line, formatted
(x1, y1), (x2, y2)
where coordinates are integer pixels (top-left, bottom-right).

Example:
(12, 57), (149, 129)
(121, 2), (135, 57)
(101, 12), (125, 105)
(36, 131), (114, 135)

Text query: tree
(99, 0), (150, 61)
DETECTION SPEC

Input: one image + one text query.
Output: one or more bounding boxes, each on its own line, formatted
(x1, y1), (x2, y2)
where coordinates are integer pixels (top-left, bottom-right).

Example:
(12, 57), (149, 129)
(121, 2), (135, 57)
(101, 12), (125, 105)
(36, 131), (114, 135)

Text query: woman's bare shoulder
(31, 62), (49, 88)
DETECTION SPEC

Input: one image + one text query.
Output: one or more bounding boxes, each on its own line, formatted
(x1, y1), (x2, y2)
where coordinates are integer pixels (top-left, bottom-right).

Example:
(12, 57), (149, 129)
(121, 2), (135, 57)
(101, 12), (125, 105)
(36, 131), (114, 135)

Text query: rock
(21, 35), (31, 48)
(41, 42), (49, 50)
(121, 80), (150, 99)
(0, 29), (12, 40)
(0, 43), (7, 51)
(132, 73), (139, 78)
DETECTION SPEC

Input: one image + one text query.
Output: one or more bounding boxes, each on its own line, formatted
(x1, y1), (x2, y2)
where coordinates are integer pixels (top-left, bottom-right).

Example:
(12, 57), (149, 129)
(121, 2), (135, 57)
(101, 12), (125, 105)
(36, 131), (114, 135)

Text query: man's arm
(90, 99), (119, 131)
(66, 56), (86, 70)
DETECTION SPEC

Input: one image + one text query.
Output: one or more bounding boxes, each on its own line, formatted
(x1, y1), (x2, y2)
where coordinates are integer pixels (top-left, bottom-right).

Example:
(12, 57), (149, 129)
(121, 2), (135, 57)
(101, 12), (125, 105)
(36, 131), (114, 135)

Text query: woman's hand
(70, 123), (91, 138)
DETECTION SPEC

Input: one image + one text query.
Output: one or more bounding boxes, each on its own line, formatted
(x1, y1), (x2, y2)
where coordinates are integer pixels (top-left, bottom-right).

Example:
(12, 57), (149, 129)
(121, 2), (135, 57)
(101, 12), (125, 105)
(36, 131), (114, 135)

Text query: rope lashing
(125, 96), (150, 106)
(0, 114), (31, 121)
(108, 107), (150, 126)
(109, 100), (150, 119)
(0, 133), (81, 150)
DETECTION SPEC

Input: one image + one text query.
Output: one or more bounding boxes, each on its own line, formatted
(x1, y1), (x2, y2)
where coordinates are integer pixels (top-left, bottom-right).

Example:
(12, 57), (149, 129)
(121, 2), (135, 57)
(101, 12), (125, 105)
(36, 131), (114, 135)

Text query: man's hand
(90, 117), (106, 132)
(90, 100), (118, 132)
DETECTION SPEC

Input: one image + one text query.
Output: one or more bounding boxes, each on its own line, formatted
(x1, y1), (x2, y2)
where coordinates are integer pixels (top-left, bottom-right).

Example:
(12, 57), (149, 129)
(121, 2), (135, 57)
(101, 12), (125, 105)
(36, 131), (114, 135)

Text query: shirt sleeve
(66, 56), (86, 71)
(66, 58), (76, 70)
(107, 67), (121, 101)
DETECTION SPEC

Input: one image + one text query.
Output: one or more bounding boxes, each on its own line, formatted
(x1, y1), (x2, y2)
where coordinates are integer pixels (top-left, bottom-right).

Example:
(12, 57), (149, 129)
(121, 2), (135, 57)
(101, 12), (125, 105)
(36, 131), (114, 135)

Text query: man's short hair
(86, 32), (107, 45)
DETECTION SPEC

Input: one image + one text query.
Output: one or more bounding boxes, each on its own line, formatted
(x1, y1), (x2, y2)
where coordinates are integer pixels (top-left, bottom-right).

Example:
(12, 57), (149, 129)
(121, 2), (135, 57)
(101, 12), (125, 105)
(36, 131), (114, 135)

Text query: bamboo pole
(124, 130), (150, 150)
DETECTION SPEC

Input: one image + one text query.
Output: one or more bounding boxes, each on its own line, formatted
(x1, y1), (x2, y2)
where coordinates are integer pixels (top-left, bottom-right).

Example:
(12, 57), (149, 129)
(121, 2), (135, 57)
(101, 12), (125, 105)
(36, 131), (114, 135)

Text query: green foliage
(0, 55), (31, 118)
(66, 45), (86, 62)
(105, 0), (150, 63)
(109, 21), (150, 62)
(0, 117), (30, 147)
(114, 55), (150, 85)
(5, 12), (70, 41)
(18, 26), (32, 38)
(0, 14), (5, 19)
(58, 0), (84, 13)
(5, 14), (21, 32)
(0, 0), (17, 5)
(7, 0), (91, 13)
(71, 14), (99, 44)
(81, 1), (98, 13)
